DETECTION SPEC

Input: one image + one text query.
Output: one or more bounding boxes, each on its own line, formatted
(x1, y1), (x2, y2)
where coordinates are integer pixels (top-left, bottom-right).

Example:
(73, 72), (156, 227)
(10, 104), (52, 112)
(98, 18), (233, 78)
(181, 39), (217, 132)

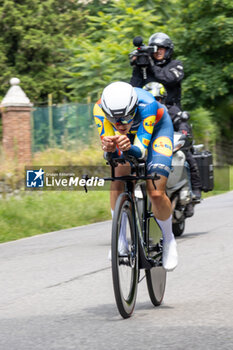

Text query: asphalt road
(0, 191), (233, 350)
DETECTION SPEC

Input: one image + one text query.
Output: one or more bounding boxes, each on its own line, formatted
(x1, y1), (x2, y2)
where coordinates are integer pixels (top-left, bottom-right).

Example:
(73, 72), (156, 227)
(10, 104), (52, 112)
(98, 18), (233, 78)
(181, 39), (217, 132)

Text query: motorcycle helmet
(143, 82), (167, 103)
(101, 82), (138, 124)
(148, 32), (174, 60)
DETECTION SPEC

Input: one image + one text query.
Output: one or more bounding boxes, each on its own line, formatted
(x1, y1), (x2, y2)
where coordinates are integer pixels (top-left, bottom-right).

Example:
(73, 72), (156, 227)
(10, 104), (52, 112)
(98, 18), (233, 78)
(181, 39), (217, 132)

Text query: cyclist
(93, 81), (178, 271)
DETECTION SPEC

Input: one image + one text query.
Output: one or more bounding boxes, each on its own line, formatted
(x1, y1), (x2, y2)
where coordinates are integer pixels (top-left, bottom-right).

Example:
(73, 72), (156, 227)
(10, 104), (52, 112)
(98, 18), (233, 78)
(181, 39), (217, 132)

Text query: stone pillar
(0, 78), (33, 164)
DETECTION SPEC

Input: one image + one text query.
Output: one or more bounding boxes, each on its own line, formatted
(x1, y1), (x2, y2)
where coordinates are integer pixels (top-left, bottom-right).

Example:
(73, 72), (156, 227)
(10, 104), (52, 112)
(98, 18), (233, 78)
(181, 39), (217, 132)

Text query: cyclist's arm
(128, 101), (160, 159)
(93, 102), (121, 156)
(93, 102), (115, 138)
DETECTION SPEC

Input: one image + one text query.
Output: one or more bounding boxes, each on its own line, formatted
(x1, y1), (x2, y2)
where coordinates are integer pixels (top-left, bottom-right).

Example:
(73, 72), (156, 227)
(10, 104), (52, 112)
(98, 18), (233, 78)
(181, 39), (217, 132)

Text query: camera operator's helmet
(143, 82), (167, 103)
(101, 82), (138, 124)
(148, 32), (174, 60)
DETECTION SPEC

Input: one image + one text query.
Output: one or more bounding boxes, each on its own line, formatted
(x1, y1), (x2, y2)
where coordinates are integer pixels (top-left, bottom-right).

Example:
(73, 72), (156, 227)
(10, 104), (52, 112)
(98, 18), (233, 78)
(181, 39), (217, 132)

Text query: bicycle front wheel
(111, 193), (138, 318)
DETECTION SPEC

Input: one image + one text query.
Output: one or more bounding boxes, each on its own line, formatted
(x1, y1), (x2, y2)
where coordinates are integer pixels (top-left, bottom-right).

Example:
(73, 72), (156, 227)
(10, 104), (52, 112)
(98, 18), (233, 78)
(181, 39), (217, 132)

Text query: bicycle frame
(104, 152), (163, 271)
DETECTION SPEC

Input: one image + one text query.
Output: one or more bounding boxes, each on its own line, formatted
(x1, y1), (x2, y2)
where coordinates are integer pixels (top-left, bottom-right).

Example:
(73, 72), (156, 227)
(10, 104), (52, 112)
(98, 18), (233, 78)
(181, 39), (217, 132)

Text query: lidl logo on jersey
(94, 116), (103, 135)
(153, 137), (173, 157)
(143, 116), (155, 134)
(26, 169), (44, 188)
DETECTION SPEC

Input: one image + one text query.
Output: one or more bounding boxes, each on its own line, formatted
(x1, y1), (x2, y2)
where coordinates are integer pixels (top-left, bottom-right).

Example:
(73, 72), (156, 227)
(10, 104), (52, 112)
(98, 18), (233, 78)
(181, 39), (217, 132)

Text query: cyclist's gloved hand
(102, 136), (117, 152)
(115, 135), (131, 152)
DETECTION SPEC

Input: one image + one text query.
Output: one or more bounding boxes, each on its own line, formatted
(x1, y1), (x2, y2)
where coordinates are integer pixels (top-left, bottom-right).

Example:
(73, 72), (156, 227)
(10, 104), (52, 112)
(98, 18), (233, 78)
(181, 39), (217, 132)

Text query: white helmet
(101, 82), (138, 124)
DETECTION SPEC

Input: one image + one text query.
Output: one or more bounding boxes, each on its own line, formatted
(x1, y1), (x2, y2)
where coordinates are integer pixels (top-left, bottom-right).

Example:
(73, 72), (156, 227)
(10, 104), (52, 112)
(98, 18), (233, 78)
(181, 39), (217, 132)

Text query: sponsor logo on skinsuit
(153, 137), (173, 156)
(143, 116), (155, 134)
(94, 117), (103, 135)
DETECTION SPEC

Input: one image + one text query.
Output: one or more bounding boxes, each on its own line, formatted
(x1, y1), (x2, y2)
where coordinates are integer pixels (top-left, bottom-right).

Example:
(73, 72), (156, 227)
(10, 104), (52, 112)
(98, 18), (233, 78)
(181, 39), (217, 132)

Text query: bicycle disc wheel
(111, 193), (138, 318)
(145, 205), (166, 306)
(146, 265), (166, 306)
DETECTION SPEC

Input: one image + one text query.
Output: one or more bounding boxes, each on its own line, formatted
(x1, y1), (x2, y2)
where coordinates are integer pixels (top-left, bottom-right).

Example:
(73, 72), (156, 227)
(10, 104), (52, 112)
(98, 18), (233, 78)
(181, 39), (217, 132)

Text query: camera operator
(129, 33), (202, 209)
(130, 32), (184, 109)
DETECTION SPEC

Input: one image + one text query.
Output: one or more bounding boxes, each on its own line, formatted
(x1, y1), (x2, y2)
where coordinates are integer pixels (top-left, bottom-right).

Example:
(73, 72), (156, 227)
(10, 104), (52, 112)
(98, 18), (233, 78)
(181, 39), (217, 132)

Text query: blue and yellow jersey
(93, 87), (168, 159)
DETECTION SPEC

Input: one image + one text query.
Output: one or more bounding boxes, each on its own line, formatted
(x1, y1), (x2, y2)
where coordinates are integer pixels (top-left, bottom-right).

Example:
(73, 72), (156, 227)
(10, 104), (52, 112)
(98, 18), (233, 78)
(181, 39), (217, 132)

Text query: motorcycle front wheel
(173, 220), (185, 237)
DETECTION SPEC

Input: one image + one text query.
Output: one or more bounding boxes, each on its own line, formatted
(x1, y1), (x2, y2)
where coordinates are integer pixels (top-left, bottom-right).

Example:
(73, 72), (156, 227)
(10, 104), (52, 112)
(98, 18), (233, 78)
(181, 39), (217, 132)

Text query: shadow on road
(177, 231), (208, 241)
(135, 301), (174, 312)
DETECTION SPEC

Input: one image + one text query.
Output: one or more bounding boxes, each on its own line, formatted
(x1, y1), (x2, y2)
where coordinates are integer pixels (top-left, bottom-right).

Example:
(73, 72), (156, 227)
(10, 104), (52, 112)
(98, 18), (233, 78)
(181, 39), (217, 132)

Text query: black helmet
(148, 32), (174, 60)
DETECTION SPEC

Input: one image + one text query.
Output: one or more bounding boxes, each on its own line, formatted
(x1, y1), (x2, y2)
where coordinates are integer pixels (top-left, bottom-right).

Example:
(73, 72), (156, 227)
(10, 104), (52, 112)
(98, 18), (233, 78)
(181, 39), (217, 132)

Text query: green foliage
(173, 0), (233, 141)
(64, 0), (169, 101)
(0, 191), (110, 243)
(0, 0), (88, 103)
(189, 107), (218, 151)
(0, 0), (232, 142)
(63, 0), (233, 142)
(171, 0), (233, 113)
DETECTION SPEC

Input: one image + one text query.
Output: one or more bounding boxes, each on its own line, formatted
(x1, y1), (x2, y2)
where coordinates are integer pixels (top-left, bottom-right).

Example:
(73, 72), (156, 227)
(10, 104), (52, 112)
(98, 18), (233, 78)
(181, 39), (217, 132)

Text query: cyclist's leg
(110, 163), (131, 210)
(147, 175), (171, 221)
(146, 111), (173, 221)
(146, 113), (177, 271)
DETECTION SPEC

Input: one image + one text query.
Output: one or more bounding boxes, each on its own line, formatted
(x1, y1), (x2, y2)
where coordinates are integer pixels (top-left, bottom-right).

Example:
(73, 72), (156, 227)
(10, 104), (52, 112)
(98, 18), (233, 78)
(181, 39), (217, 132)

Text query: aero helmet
(101, 82), (138, 124)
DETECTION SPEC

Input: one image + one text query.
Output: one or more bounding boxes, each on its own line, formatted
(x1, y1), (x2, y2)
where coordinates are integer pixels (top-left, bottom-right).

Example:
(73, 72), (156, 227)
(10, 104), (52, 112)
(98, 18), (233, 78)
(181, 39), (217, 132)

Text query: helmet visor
(106, 111), (136, 125)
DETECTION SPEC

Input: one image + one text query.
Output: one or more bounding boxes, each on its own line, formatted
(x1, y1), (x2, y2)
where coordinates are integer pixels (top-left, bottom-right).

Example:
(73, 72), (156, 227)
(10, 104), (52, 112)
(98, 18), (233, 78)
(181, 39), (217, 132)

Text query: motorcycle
(167, 130), (214, 236)
(166, 132), (200, 236)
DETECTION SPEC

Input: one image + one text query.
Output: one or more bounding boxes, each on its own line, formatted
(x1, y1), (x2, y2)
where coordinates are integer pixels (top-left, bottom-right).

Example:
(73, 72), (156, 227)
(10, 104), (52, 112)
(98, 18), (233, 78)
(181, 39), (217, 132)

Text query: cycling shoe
(162, 239), (178, 271)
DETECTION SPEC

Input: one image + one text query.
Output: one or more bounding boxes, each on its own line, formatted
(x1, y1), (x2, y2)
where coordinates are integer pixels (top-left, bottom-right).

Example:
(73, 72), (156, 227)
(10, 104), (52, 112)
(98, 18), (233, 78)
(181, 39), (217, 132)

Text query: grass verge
(0, 191), (110, 243)
(0, 144), (232, 243)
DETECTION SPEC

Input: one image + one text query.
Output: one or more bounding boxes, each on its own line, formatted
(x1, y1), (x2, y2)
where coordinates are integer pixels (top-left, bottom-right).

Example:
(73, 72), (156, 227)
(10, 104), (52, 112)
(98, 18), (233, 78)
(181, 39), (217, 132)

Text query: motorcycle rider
(93, 81), (178, 271)
(143, 82), (167, 104)
(130, 33), (202, 214)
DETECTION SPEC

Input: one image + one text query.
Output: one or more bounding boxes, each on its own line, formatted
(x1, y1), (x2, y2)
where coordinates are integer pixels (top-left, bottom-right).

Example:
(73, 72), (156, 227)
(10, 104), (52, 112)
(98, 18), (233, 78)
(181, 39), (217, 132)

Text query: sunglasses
(109, 109), (136, 125)
(114, 115), (135, 125)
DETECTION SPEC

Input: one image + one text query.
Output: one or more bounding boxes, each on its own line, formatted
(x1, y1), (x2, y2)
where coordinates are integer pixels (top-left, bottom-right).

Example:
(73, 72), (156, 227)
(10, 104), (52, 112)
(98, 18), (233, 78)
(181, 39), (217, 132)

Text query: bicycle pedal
(147, 257), (160, 267)
(149, 243), (162, 252)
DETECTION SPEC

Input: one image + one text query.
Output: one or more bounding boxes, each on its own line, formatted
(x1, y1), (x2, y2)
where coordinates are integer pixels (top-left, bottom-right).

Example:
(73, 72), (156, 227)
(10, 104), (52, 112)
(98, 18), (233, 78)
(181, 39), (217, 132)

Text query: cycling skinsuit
(93, 87), (174, 178)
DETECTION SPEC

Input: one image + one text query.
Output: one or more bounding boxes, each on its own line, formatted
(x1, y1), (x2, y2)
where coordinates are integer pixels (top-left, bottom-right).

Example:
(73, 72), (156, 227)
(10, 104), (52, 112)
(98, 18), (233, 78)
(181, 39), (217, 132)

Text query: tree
(0, 0), (87, 103)
(63, 0), (172, 102)
(169, 0), (233, 139)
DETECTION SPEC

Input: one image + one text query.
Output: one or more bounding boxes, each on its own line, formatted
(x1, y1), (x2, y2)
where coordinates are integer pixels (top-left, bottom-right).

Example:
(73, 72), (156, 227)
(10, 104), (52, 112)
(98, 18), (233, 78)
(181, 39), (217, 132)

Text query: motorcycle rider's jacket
(130, 59), (184, 108)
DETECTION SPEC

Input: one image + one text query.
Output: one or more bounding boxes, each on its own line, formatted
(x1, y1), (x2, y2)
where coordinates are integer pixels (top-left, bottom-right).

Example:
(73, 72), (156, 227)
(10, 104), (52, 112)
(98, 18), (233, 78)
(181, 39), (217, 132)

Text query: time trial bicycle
(105, 152), (167, 318)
